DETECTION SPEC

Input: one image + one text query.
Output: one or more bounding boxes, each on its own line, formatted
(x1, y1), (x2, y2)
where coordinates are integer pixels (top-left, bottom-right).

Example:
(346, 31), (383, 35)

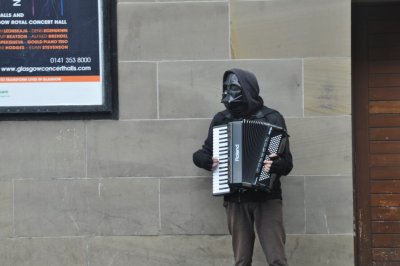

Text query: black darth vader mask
(221, 73), (247, 116)
(221, 73), (243, 104)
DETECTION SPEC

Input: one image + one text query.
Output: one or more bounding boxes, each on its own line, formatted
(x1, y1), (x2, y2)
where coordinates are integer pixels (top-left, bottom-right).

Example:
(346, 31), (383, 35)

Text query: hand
(212, 157), (219, 170)
(263, 153), (278, 172)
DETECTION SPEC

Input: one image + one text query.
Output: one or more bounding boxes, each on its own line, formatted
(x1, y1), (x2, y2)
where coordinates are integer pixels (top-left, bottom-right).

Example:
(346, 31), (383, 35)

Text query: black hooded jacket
(193, 68), (293, 202)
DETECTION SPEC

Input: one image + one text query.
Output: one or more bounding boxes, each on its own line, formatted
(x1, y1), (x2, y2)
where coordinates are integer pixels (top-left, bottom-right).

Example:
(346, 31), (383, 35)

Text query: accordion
(212, 120), (288, 196)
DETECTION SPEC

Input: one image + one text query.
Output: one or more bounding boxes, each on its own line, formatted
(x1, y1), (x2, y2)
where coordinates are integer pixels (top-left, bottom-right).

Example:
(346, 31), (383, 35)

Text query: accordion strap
(221, 109), (233, 120)
(254, 109), (265, 119)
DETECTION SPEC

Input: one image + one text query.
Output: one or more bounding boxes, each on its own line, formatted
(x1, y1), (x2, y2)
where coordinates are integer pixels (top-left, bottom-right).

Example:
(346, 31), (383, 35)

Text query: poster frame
(0, 0), (118, 120)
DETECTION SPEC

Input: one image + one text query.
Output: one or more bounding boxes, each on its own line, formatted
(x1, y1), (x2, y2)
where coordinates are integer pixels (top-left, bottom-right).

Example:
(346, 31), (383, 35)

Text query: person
(193, 68), (293, 266)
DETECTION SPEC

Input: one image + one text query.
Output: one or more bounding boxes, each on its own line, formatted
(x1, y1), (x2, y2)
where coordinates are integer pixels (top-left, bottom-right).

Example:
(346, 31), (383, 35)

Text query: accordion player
(212, 119), (288, 196)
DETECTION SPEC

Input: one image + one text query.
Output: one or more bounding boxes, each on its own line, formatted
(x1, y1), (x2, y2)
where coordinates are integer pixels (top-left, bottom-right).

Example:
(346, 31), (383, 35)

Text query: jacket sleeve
(270, 139), (293, 176)
(268, 112), (293, 176)
(192, 115), (220, 171)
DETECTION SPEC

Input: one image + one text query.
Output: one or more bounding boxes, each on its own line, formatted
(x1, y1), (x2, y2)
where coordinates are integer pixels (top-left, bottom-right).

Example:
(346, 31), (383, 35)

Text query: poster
(0, 0), (106, 109)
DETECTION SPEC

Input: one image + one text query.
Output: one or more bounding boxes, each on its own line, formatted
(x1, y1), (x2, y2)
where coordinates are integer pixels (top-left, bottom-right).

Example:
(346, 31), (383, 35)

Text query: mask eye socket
(225, 85), (242, 97)
(228, 85), (241, 93)
(223, 85), (241, 94)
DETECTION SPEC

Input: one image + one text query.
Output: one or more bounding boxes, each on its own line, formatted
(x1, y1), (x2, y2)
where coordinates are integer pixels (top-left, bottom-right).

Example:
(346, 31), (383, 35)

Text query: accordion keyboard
(212, 125), (231, 195)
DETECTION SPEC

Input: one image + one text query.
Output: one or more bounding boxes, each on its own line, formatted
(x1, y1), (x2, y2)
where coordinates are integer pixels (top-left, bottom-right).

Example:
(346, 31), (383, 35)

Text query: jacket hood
(222, 68), (264, 117)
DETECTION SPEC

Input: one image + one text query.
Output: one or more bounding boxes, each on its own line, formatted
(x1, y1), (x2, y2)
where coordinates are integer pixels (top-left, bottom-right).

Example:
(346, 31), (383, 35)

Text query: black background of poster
(0, 0), (118, 119)
(0, 0), (100, 76)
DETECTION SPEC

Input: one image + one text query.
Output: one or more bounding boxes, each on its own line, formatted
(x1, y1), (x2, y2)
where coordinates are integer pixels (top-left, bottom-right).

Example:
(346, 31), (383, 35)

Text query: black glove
(269, 157), (286, 175)
(193, 150), (213, 171)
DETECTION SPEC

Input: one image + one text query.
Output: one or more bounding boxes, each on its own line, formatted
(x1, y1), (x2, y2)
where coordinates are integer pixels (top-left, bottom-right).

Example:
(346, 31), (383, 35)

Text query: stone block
(118, 2), (229, 61)
(0, 181), (12, 237)
(287, 116), (352, 175)
(14, 179), (159, 236)
(15, 179), (99, 236)
(230, 0), (350, 58)
(158, 60), (302, 119)
(305, 175), (353, 234)
(0, 237), (87, 266)
(88, 235), (234, 266)
(87, 234), (354, 266)
(0, 121), (85, 180)
(118, 62), (157, 119)
(282, 176), (305, 234)
(285, 235), (354, 266)
(304, 58), (351, 116)
(86, 119), (212, 178)
(160, 177), (228, 235)
(95, 178), (160, 236)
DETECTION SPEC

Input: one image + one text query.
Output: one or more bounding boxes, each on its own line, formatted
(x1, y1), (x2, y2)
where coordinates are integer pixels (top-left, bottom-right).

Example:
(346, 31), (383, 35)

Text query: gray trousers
(224, 199), (288, 266)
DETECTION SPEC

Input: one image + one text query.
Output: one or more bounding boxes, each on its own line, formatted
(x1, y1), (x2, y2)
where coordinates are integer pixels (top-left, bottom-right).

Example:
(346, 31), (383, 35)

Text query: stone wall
(0, 0), (354, 265)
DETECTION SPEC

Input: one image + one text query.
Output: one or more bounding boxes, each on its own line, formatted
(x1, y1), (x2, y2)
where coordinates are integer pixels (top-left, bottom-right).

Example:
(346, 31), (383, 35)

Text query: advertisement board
(0, 0), (114, 115)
